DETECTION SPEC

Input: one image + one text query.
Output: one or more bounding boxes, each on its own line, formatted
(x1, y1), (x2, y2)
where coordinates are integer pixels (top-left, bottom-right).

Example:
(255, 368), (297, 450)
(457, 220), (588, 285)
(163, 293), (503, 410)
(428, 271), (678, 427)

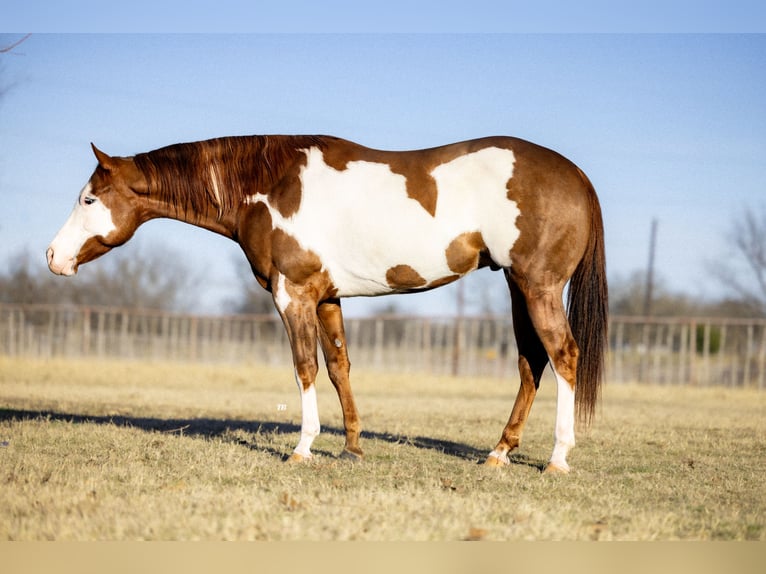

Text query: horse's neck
(145, 187), (239, 239)
(136, 135), (324, 240)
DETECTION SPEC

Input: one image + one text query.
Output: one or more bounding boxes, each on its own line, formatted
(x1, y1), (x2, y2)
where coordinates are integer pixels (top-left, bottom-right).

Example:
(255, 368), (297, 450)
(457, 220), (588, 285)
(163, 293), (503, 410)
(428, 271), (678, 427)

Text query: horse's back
(258, 135), (596, 297)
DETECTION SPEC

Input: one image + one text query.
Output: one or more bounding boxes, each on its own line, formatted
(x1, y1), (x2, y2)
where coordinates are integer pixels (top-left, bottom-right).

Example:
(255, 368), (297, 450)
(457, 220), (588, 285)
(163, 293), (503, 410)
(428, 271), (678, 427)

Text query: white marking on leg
(244, 146), (520, 296)
(487, 449), (510, 465)
(549, 362), (576, 472)
(47, 183), (116, 275)
(294, 380), (320, 459)
(274, 273), (291, 314)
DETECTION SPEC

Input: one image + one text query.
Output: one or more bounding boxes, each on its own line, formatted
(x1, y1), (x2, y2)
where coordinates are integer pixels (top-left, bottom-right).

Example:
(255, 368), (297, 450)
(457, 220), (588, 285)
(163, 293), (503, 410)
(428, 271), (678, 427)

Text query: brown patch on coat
(237, 201), (274, 286)
(427, 274), (461, 289)
(321, 144), (441, 216)
(271, 228), (323, 285)
(267, 155), (308, 219)
(445, 231), (487, 274)
(505, 141), (589, 282)
(394, 161), (438, 216)
(385, 138), (516, 217)
(386, 264), (427, 289)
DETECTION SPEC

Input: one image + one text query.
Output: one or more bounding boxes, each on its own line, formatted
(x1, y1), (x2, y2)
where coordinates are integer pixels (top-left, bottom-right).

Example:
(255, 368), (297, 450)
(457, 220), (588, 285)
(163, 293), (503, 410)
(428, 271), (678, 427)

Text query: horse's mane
(133, 135), (330, 218)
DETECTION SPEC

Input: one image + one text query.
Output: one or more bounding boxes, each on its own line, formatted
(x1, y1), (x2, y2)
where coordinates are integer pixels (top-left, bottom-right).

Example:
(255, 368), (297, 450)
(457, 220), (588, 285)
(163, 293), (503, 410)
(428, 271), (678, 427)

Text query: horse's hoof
(339, 448), (364, 462)
(286, 452), (311, 464)
(484, 453), (508, 467)
(543, 462), (570, 475)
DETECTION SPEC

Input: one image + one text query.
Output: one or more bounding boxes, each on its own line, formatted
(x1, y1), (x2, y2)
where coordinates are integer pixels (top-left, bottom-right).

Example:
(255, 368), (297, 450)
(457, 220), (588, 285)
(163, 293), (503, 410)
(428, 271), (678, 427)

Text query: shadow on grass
(0, 407), (545, 471)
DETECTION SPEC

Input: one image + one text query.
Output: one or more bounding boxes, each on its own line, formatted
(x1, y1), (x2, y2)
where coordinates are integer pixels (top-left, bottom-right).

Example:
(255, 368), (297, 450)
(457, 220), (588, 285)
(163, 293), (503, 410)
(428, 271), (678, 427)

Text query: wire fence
(1, 303), (765, 388)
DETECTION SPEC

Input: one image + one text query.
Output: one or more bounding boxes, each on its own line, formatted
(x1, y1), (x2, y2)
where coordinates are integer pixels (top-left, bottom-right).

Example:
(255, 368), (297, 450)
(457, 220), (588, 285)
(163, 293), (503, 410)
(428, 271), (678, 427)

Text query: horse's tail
(567, 170), (609, 425)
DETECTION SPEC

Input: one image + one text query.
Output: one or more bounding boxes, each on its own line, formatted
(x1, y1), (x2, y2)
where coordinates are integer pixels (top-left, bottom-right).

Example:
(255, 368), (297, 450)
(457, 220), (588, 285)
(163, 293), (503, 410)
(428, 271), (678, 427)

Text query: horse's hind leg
(524, 286), (580, 474)
(317, 299), (363, 460)
(486, 272), (549, 466)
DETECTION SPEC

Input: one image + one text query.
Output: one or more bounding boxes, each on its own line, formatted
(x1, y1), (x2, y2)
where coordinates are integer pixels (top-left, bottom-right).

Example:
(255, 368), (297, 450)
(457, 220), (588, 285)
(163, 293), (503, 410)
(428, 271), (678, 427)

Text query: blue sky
(1, 10), (765, 315)
(4, 1), (766, 33)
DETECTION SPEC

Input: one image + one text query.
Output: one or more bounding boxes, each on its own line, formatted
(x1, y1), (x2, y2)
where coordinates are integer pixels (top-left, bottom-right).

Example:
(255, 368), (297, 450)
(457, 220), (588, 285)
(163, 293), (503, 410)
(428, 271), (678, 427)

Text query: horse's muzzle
(46, 247), (76, 276)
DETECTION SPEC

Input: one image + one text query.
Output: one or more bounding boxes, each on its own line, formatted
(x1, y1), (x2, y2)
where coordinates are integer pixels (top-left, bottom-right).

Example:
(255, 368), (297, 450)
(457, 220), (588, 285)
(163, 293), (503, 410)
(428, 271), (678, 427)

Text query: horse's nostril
(46, 247), (54, 266)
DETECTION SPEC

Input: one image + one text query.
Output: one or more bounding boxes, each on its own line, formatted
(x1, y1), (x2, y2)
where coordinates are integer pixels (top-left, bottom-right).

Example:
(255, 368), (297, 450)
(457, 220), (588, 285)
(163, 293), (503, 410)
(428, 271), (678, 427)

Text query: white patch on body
(273, 273), (291, 313)
(548, 362), (576, 472)
(208, 164), (223, 216)
(293, 378), (320, 459)
(430, 147), (518, 268)
(47, 183), (116, 275)
(246, 146), (520, 296)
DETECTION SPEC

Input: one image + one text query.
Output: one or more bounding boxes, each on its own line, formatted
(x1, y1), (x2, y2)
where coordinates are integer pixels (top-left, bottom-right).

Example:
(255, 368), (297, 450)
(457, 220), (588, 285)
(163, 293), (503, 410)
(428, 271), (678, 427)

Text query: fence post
(82, 307), (91, 357)
(689, 320), (698, 386)
(744, 325), (754, 387)
(757, 324), (766, 390)
(120, 310), (130, 359)
(650, 323), (661, 384)
(638, 321), (650, 383)
(8, 308), (18, 356)
(189, 316), (198, 362)
(701, 322), (711, 386)
(717, 324), (728, 387)
(374, 318), (384, 370)
(96, 309), (106, 357)
(421, 319), (431, 374)
(678, 323), (689, 384)
(451, 317), (463, 376)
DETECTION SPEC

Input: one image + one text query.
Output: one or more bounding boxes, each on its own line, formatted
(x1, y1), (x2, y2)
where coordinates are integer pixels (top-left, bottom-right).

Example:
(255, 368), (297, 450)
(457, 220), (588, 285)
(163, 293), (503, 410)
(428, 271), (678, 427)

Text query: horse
(47, 134), (608, 473)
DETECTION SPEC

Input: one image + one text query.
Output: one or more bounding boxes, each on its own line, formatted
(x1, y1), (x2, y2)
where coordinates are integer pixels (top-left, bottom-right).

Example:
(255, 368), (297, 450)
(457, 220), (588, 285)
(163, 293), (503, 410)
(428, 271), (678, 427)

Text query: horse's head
(47, 144), (149, 276)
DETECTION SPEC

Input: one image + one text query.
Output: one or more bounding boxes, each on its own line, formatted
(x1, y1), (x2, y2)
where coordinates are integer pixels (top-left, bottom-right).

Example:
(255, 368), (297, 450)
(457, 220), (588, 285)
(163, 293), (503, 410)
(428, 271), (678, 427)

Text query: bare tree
(713, 206), (766, 316)
(0, 250), (55, 305)
(224, 257), (275, 315)
(77, 243), (202, 310)
(609, 270), (701, 317)
(0, 34), (31, 55)
(0, 244), (200, 311)
(0, 33), (30, 99)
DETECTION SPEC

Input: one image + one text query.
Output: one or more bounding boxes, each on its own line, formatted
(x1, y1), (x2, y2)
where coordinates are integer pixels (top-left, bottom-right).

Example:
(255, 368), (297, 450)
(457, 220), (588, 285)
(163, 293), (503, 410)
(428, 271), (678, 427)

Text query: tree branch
(0, 34), (32, 54)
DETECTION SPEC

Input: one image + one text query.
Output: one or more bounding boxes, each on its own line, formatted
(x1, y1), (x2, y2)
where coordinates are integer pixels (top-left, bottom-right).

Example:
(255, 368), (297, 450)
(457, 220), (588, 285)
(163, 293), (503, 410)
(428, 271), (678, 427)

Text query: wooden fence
(1, 303), (765, 388)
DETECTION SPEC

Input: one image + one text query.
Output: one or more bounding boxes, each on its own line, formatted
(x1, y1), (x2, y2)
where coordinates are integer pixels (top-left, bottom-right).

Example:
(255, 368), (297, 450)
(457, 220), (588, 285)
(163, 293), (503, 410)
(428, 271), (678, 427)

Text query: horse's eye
(83, 196), (96, 206)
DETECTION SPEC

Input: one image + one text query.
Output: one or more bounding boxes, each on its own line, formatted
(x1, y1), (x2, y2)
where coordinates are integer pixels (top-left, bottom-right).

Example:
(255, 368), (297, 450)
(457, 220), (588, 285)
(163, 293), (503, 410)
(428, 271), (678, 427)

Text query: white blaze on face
(246, 146), (520, 296)
(47, 183), (116, 276)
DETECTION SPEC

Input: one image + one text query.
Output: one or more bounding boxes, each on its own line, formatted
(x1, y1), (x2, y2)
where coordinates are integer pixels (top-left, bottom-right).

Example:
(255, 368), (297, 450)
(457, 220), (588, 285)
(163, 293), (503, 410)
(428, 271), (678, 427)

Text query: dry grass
(1, 356), (764, 541)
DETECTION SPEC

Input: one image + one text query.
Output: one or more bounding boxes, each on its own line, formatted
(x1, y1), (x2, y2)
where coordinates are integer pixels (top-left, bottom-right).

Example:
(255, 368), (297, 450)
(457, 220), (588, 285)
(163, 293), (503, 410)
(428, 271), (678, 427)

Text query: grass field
(1, 356), (764, 541)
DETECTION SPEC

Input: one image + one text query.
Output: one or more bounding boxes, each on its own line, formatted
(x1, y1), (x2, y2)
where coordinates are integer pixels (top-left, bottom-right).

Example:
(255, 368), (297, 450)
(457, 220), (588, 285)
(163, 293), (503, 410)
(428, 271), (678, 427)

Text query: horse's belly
(324, 237), (457, 297)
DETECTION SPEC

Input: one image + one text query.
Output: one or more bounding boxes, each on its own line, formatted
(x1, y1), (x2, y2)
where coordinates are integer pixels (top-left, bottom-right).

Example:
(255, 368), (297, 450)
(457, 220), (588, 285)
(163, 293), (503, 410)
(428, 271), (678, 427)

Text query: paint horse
(47, 135), (608, 473)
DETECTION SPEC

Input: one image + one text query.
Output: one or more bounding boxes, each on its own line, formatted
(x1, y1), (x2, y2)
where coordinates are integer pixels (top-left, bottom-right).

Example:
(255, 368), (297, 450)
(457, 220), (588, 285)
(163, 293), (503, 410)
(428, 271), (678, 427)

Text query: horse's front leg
(272, 274), (322, 462)
(317, 299), (363, 460)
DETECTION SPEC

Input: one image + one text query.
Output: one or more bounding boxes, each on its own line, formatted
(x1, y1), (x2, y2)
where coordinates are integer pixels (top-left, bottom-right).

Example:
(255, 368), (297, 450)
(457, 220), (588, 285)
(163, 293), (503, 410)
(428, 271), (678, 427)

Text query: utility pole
(643, 218), (658, 317)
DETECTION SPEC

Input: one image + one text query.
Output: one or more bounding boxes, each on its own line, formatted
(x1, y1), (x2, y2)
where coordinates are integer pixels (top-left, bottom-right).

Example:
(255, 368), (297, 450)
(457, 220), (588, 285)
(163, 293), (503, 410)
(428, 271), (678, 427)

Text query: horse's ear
(91, 143), (115, 171)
